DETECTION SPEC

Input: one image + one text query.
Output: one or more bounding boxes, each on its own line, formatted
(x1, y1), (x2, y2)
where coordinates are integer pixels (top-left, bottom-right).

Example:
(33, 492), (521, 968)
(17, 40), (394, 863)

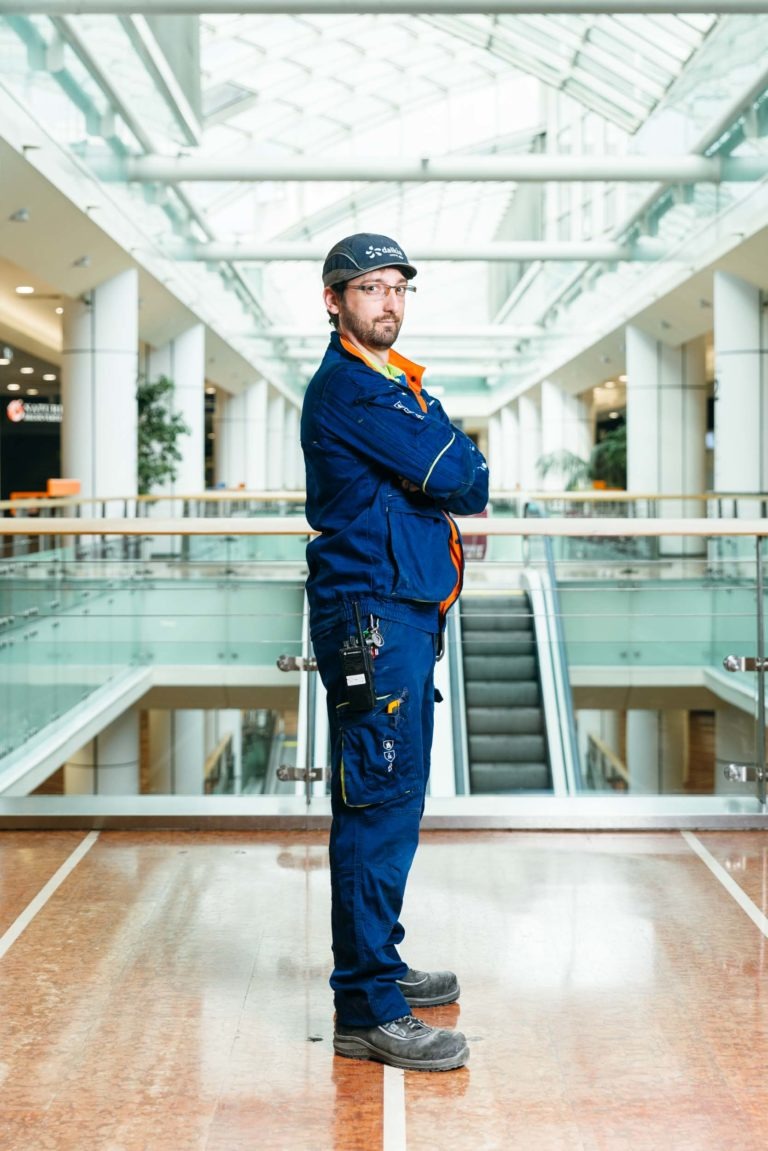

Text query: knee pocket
(336, 692), (415, 807)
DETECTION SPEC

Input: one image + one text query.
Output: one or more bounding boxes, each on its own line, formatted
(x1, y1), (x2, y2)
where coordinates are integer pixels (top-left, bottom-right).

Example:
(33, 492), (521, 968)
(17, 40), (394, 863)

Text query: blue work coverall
(301, 332), (488, 1027)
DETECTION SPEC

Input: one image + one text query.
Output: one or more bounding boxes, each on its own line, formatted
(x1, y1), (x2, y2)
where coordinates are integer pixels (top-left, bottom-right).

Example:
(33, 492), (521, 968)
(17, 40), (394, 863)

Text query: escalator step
(465, 681), (540, 707)
(464, 655), (537, 682)
(467, 707), (543, 735)
(469, 734), (546, 763)
(461, 610), (533, 633)
(462, 634), (535, 658)
(470, 762), (551, 793)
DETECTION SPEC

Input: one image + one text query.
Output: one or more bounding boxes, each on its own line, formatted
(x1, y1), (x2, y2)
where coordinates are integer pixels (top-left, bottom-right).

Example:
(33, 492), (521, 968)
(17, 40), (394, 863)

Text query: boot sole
(402, 989), (460, 1008)
(333, 1035), (469, 1071)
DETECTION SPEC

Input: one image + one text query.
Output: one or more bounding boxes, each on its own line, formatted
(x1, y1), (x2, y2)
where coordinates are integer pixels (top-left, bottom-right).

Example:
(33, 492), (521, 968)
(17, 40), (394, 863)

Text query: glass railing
(0, 511), (765, 826)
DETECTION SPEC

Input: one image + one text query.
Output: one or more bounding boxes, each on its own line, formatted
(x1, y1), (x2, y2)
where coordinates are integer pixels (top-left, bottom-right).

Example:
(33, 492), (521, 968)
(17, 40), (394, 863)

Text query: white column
(626, 326), (707, 551)
(267, 390), (286, 491)
(146, 323), (205, 509)
(61, 269), (139, 508)
(283, 405), (299, 490)
(540, 381), (589, 490)
(64, 707), (140, 795)
(626, 710), (660, 794)
(215, 391), (246, 489)
(518, 388), (542, 492)
(713, 271), (768, 499)
(169, 324), (206, 495)
(172, 710), (206, 795)
(500, 405), (519, 492)
(487, 413), (502, 490)
(244, 379), (268, 490)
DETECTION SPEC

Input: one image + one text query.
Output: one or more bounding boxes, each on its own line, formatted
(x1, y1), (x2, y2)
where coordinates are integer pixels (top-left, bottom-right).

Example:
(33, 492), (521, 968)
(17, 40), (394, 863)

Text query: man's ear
(323, 285), (341, 317)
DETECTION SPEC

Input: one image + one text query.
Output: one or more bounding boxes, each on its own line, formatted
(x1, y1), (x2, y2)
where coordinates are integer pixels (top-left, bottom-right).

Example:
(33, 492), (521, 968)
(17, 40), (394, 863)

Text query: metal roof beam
(3, 1), (768, 14)
(119, 154), (767, 183)
(171, 240), (664, 262)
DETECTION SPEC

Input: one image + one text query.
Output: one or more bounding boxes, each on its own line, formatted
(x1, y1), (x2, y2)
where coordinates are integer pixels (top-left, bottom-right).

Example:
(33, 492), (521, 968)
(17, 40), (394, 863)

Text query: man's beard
(341, 308), (401, 349)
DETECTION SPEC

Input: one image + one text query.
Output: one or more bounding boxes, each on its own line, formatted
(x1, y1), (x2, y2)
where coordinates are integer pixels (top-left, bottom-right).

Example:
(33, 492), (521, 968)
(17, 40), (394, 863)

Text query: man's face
(324, 266), (409, 351)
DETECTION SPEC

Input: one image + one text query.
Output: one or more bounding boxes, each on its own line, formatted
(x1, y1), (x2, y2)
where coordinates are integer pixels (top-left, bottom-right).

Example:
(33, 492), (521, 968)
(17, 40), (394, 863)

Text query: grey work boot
(396, 967), (460, 1008)
(334, 1014), (469, 1071)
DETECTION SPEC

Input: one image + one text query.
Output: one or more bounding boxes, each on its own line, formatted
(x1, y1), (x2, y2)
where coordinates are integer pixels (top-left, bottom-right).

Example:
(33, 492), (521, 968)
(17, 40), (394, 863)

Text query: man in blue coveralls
(301, 233), (489, 1071)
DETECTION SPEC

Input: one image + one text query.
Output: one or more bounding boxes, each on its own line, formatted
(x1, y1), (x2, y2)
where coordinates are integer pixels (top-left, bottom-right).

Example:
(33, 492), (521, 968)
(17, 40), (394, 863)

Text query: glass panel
(1, 520), (763, 822)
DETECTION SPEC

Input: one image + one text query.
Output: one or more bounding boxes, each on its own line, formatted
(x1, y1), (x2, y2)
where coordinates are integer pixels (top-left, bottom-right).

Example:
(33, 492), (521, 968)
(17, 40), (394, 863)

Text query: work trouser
(312, 613), (439, 1027)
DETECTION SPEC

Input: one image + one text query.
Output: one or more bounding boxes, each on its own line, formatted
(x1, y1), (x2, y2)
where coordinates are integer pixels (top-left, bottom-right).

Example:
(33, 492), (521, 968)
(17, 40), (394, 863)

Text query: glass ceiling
(6, 7), (768, 404)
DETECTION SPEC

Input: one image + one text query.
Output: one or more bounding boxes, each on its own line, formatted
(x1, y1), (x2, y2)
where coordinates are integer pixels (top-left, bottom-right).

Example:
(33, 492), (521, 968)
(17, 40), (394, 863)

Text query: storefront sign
(6, 400), (62, 424)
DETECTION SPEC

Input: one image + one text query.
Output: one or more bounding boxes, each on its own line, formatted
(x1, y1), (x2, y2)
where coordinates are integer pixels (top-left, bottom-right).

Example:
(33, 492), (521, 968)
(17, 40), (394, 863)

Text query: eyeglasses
(348, 282), (417, 299)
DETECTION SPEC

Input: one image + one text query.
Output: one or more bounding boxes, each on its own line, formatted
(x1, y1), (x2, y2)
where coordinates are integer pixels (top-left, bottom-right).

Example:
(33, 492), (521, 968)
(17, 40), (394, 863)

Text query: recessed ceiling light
(42, 373), (56, 381)
(618, 374), (627, 383)
(9, 209), (29, 223)
(26, 388), (39, 396)
(20, 367), (34, 375)
(15, 285), (34, 295)
(604, 380), (616, 389)
(609, 411), (620, 419)
(55, 307), (64, 315)
(205, 386), (216, 395)
(7, 383), (20, 392)
(0, 358), (10, 367)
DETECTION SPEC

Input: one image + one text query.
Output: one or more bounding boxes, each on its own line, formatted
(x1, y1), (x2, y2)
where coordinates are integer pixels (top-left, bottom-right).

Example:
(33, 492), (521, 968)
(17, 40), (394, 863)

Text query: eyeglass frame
(346, 281), (417, 299)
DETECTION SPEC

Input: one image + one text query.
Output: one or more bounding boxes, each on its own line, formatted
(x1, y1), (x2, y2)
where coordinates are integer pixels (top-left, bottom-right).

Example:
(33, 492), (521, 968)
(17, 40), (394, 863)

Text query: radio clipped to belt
(339, 603), (384, 711)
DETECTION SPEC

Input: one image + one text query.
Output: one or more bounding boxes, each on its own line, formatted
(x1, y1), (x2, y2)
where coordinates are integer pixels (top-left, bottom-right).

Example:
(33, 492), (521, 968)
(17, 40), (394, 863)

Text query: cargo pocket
(337, 691), (414, 807)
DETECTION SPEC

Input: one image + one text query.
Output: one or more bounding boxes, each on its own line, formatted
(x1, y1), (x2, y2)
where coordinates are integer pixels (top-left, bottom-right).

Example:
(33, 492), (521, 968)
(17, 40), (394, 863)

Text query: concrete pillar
(626, 326), (707, 552)
(518, 388), (541, 492)
(244, 379), (268, 490)
(500, 405), (519, 492)
(172, 710), (206, 795)
(283, 404), (299, 490)
(487, 413), (502, 490)
(64, 707), (140, 795)
(713, 271), (768, 501)
(146, 323), (205, 511)
(540, 381), (591, 490)
(214, 391), (245, 489)
(267, 390), (286, 491)
(168, 324), (205, 496)
(61, 269), (139, 508)
(626, 710), (660, 794)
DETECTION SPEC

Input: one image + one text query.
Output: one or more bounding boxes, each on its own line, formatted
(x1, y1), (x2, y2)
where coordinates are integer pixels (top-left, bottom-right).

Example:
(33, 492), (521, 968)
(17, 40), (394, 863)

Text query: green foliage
(589, 424), (627, 489)
(536, 424), (627, 491)
(536, 449), (591, 491)
(137, 375), (191, 496)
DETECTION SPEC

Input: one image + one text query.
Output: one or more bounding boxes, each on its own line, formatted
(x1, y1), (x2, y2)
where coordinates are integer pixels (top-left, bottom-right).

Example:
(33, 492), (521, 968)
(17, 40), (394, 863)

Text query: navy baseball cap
(322, 233), (417, 288)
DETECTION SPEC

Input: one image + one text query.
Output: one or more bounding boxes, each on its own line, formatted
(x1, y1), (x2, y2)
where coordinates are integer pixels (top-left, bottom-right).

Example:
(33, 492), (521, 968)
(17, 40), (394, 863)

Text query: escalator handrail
(523, 501), (583, 793)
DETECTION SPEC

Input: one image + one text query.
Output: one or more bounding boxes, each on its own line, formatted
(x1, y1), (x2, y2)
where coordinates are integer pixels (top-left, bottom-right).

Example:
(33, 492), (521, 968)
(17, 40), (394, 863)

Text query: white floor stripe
(682, 830), (768, 938)
(383, 1064), (407, 1151)
(0, 830), (100, 961)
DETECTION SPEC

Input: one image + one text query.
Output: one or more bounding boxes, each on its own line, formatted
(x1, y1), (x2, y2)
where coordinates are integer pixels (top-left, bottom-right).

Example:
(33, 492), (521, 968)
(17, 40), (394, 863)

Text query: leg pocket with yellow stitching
(337, 692), (414, 807)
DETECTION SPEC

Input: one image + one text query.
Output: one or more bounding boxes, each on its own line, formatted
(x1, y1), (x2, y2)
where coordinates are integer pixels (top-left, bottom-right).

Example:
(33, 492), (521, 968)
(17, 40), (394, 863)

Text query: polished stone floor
(1, 828), (768, 1149)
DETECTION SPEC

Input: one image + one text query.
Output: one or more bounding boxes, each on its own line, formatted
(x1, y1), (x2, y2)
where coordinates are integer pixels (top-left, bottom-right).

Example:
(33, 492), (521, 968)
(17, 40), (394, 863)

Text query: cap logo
(366, 244), (405, 261)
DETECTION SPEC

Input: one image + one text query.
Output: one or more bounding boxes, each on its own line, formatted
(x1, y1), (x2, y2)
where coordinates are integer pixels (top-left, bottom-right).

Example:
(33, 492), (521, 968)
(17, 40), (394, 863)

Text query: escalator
(460, 592), (552, 793)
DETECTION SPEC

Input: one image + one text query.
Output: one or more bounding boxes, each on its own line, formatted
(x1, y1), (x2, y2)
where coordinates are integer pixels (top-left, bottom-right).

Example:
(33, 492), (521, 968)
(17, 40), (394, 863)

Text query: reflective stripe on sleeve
(421, 432), (456, 494)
